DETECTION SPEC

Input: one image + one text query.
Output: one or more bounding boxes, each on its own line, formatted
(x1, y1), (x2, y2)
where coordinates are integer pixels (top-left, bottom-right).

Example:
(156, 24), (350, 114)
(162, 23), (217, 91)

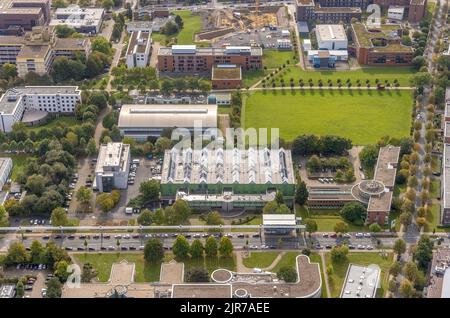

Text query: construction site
(195, 5), (290, 43)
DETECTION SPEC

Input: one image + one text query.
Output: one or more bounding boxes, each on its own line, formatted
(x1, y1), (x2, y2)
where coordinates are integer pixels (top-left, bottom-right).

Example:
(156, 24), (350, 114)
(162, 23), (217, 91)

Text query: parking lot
(215, 28), (291, 49)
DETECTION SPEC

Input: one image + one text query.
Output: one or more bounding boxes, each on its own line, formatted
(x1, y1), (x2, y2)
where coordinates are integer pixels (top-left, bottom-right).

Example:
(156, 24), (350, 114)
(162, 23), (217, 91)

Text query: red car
(330, 233), (337, 238)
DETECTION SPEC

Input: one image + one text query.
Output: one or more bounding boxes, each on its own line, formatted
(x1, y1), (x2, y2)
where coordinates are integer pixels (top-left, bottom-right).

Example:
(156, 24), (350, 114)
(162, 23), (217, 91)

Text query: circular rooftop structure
(351, 179), (385, 203)
(21, 110), (48, 126)
(211, 269), (233, 283)
(234, 288), (249, 298)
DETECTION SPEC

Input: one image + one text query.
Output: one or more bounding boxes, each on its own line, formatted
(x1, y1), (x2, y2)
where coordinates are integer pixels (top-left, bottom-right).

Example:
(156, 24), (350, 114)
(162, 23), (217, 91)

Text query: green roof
(352, 23), (413, 52)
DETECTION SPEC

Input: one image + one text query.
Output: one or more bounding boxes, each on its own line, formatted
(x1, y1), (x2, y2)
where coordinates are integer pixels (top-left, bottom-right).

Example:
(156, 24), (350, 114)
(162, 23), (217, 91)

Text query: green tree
(340, 202), (366, 225)
(393, 238), (406, 255)
(91, 37), (112, 56)
(30, 240), (45, 264)
(46, 278), (62, 298)
(205, 236), (218, 258)
(295, 181), (308, 205)
(173, 235), (190, 259)
(369, 223), (381, 233)
(76, 186), (92, 207)
(413, 235), (433, 270)
(86, 138), (97, 156)
(137, 209), (153, 225)
(389, 261), (402, 277)
(16, 281), (24, 298)
(275, 191), (284, 205)
(54, 260), (70, 282)
(102, 0), (114, 10)
(330, 245), (349, 263)
(399, 279), (415, 298)
(5, 242), (28, 265)
(0, 205), (9, 227)
(190, 239), (204, 258)
(174, 15), (184, 29)
(262, 200), (291, 214)
(304, 219), (318, 236)
(81, 263), (98, 283)
(333, 221), (349, 234)
(96, 193), (115, 212)
(0, 63), (18, 79)
(218, 236), (233, 258)
(277, 266), (297, 283)
(205, 211), (224, 225)
(144, 238), (164, 263)
(359, 144), (379, 170)
(55, 24), (75, 38)
(139, 179), (160, 202)
(403, 261), (420, 283)
(410, 72), (432, 88)
(50, 207), (69, 226)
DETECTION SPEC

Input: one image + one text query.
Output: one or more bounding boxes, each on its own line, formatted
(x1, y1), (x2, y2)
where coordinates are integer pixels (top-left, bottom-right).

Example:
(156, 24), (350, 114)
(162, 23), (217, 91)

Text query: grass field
(73, 253), (165, 282)
(8, 153), (31, 181)
(151, 10), (202, 45)
(242, 252), (279, 268)
(244, 89), (413, 145)
(73, 252), (236, 282)
(263, 50), (295, 69)
(26, 116), (80, 132)
(325, 252), (394, 298)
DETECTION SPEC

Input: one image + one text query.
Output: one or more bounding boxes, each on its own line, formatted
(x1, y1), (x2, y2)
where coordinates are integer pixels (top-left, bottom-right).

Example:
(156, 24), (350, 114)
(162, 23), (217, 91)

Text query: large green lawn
(244, 89), (413, 145)
(152, 10), (202, 45)
(325, 252), (394, 298)
(242, 252), (279, 268)
(263, 50), (295, 69)
(73, 252), (236, 283)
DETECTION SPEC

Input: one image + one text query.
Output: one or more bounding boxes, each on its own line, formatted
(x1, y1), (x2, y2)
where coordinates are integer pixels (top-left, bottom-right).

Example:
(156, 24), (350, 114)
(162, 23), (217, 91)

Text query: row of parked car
(16, 263), (48, 270)
(321, 232), (371, 238)
(66, 245), (145, 252)
(315, 243), (374, 250)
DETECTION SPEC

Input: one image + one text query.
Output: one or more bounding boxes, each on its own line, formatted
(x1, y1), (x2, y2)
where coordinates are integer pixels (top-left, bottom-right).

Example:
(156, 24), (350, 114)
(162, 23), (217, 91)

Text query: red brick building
(351, 23), (414, 66)
(157, 45), (263, 73)
(211, 65), (242, 89)
(0, 0), (51, 30)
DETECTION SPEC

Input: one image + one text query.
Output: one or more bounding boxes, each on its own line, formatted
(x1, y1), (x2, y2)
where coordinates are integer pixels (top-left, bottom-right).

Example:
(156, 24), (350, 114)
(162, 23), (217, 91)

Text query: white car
(366, 245), (374, 250)
(357, 244), (365, 250)
(363, 233), (371, 238)
(355, 233), (364, 238)
(343, 233), (351, 238)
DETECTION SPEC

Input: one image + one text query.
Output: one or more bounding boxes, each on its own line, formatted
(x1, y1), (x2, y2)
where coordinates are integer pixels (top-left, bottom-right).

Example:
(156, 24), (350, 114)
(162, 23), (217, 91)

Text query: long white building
(94, 143), (131, 192)
(0, 86), (81, 133)
(126, 31), (152, 68)
(118, 104), (218, 141)
(50, 5), (105, 34)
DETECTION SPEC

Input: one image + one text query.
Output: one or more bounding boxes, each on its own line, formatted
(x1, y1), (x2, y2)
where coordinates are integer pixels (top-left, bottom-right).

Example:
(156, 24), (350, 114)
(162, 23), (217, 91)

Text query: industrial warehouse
(160, 147), (296, 212)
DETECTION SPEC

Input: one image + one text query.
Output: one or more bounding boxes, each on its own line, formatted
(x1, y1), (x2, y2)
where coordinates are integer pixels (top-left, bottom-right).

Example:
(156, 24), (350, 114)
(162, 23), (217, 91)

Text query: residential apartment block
(157, 45), (263, 73)
(0, 28), (90, 77)
(440, 88), (450, 225)
(126, 31), (152, 68)
(94, 143), (131, 192)
(0, 0), (51, 31)
(0, 86), (81, 133)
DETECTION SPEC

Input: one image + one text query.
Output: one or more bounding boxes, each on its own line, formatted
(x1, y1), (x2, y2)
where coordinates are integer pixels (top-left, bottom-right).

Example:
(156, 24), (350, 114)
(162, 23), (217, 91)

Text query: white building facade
(0, 86), (81, 132)
(126, 31), (152, 68)
(315, 24), (348, 50)
(94, 143), (131, 192)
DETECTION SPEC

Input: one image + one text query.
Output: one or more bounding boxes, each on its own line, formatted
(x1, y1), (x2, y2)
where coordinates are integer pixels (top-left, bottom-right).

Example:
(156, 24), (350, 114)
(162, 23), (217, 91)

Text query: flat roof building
(351, 23), (414, 66)
(126, 31), (152, 68)
(161, 147), (296, 212)
(0, 0), (51, 30)
(126, 21), (153, 33)
(263, 214), (299, 235)
(94, 143), (131, 192)
(427, 248), (450, 298)
(158, 45), (263, 73)
(0, 86), (81, 132)
(387, 6), (405, 20)
(50, 5), (105, 34)
(441, 144), (450, 225)
(340, 264), (380, 298)
(0, 284), (16, 298)
(211, 64), (242, 89)
(315, 24), (348, 50)
(118, 104), (218, 141)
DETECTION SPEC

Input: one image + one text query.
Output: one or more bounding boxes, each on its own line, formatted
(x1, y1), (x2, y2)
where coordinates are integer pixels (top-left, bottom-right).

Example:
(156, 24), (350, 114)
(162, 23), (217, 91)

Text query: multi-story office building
(440, 88), (450, 225)
(0, 0), (51, 31)
(160, 147), (296, 212)
(94, 143), (131, 192)
(126, 31), (152, 68)
(16, 43), (53, 77)
(158, 45), (263, 73)
(0, 86), (81, 132)
(50, 5), (105, 34)
(52, 38), (91, 60)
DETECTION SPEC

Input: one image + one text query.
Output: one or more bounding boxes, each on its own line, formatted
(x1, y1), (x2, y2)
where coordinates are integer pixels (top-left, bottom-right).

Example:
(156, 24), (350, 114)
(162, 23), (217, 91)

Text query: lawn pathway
(235, 251), (253, 273)
(262, 252), (286, 271)
(320, 252), (331, 298)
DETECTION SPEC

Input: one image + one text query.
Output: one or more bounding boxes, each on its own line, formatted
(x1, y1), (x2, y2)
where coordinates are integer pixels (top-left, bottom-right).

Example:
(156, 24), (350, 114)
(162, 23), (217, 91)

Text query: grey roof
(297, 22), (309, 33)
(161, 147), (295, 185)
(443, 144), (450, 210)
(118, 104), (217, 129)
(315, 24), (347, 42)
(340, 264), (380, 298)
